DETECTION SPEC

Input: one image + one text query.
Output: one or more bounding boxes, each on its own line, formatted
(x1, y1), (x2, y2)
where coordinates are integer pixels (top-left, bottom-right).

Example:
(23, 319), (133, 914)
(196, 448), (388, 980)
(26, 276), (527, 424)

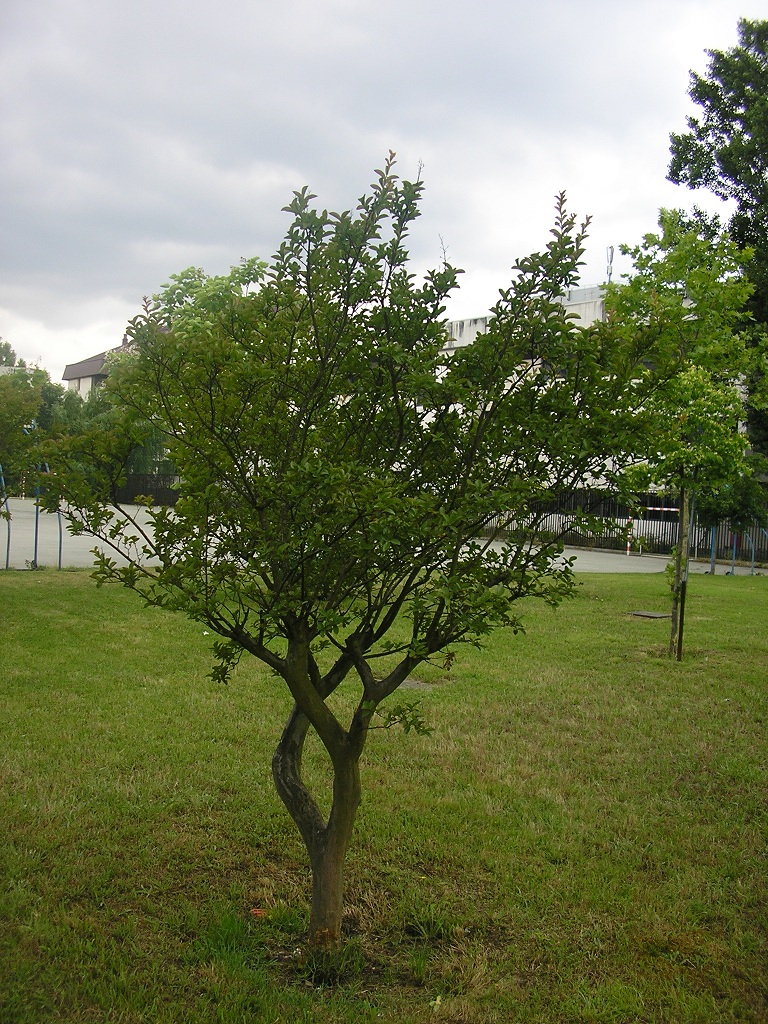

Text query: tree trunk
(669, 487), (690, 656)
(272, 703), (362, 950)
(306, 766), (360, 948)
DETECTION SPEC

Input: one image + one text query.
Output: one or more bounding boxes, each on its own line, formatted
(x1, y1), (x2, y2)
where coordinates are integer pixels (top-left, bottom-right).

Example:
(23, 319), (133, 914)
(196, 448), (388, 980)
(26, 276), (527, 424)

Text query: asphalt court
(1, 497), (757, 575)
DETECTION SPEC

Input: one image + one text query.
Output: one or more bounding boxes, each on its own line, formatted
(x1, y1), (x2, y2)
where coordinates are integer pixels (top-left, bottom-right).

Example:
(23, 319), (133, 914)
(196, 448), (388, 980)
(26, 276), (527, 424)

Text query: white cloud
(0, 298), (136, 380)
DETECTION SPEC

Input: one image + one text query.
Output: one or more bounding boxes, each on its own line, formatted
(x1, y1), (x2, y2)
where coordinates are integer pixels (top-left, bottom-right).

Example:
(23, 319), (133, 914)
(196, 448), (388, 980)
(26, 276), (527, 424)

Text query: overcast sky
(1, 0), (764, 381)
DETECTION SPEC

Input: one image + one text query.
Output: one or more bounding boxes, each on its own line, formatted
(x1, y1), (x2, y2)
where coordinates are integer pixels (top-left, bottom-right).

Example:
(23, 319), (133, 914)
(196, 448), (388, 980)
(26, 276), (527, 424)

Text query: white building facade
(443, 286), (605, 351)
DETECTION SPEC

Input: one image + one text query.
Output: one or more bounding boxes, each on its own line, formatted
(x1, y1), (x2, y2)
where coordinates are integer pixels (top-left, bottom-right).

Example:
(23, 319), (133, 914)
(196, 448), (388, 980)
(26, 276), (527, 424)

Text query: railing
(2, 488), (766, 571)
(483, 489), (768, 566)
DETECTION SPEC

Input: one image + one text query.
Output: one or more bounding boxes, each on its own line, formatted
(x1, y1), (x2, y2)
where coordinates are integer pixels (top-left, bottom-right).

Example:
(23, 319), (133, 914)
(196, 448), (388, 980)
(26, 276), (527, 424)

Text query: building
(62, 337), (132, 397)
(62, 288), (606, 393)
(443, 286), (605, 351)
(61, 350), (113, 398)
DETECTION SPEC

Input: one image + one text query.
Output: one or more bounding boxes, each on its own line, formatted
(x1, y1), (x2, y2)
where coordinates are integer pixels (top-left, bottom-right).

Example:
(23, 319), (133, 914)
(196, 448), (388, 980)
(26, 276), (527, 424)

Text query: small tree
(605, 210), (755, 655)
(0, 339), (23, 367)
(44, 159), (728, 948)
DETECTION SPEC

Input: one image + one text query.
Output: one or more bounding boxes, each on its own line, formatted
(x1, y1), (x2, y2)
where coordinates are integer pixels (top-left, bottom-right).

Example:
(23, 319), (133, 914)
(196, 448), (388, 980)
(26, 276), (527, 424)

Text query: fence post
(709, 526), (716, 575)
(0, 464), (9, 571)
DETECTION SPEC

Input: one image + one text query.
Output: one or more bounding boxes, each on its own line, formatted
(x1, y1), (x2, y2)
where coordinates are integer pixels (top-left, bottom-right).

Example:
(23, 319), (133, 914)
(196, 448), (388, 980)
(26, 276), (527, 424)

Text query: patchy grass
(1, 569), (766, 1023)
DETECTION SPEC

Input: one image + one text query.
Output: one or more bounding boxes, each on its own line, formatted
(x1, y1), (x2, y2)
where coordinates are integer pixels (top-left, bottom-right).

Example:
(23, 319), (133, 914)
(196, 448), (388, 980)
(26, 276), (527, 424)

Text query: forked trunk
(272, 703), (362, 950)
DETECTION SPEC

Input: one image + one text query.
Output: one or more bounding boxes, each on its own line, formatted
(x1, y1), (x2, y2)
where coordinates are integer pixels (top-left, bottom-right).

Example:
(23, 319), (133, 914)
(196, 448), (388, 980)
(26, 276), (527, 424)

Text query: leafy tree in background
(46, 384), (112, 438)
(0, 338), (112, 498)
(0, 338), (80, 493)
(605, 209), (753, 365)
(0, 339), (24, 367)
(0, 363), (58, 494)
(0, 372), (40, 488)
(668, 17), (768, 452)
(43, 159), (750, 950)
(696, 471), (767, 533)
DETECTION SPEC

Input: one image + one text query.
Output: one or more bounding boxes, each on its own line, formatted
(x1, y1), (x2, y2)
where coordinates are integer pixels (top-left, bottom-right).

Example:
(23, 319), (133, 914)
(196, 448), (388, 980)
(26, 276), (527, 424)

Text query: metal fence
(486, 489), (768, 567)
(1, 471), (179, 569)
(1, 496), (160, 570)
(3, 486), (767, 571)
(113, 472), (180, 506)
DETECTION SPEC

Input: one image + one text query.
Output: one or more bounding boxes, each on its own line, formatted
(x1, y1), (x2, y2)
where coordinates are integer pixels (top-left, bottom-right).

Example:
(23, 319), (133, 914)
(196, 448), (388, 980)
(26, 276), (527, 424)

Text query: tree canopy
(0, 361), (65, 493)
(668, 20), (768, 272)
(668, 17), (768, 450)
(42, 158), (755, 949)
(0, 371), (40, 486)
(0, 337), (88, 494)
(605, 208), (754, 500)
(0, 339), (23, 367)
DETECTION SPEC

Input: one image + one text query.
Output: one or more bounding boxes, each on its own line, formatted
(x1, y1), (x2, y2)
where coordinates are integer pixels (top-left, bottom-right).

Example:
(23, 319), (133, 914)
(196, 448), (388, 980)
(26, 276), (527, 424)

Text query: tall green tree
(0, 366), (49, 493)
(0, 339), (23, 367)
(0, 337), (77, 492)
(668, 17), (768, 450)
(0, 340), (94, 493)
(43, 160), (744, 949)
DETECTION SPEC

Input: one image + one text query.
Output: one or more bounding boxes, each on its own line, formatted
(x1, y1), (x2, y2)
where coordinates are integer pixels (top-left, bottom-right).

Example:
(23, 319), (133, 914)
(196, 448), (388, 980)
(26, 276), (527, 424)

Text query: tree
(650, 366), (751, 656)
(45, 383), (113, 438)
(0, 366), (47, 493)
(605, 209), (756, 656)
(696, 470), (767, 532)
(0, 340), (75, 493)
(668, 17), (768, 450)
(42, 159), (744, 950)
(0, 339), (24, 367)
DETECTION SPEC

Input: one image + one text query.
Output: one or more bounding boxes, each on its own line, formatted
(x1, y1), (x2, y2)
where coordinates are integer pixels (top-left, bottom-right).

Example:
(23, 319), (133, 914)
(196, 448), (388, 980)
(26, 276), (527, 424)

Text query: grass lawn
(1, 569), (766, 1023)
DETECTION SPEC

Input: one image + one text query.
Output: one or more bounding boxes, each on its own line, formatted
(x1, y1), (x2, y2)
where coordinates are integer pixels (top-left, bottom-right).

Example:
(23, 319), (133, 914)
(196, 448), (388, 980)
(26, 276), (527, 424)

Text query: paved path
(1, 498), (153, 570)
(0, 497), (759, 575)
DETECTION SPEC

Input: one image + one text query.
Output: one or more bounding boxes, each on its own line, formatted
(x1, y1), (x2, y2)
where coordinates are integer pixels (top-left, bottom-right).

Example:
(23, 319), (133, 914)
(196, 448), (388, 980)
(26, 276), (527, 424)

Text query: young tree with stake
(604, 209), (754, 656)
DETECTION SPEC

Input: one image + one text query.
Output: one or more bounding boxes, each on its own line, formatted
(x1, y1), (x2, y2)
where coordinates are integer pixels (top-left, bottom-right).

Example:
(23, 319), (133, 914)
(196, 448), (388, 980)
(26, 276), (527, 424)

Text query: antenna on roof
(606, 245), (614, 283)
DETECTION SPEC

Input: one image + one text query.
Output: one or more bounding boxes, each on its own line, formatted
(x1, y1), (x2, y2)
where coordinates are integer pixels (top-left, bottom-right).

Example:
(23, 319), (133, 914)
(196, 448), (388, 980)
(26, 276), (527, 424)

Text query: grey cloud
(0, 0), (756, 377)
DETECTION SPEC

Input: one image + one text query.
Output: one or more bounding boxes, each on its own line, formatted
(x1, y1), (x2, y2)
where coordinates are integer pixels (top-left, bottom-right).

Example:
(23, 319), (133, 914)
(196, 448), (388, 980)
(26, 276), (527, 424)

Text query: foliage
(0, 338), (91, 491)
(606, 209), (752, 375)
(605, 208), (755, 494)
(0, 338), (24, 367)
(668, 17), (768, 449)
(47, 384), (111, 437)
(42, 158), (751, 947)
(0, 365), (48, 490)
(696, 470), (768, 529)
(668, 20), (768, 226)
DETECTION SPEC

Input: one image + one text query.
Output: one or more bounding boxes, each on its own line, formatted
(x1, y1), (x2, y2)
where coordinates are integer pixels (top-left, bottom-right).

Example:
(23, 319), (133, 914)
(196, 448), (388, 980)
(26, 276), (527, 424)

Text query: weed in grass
(265, 899), (308, 938)
(195, 907), (255, 967)
(408, 943), (432, 986)
(295, 937), (368, 988)
(399, 898), (458, 942)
